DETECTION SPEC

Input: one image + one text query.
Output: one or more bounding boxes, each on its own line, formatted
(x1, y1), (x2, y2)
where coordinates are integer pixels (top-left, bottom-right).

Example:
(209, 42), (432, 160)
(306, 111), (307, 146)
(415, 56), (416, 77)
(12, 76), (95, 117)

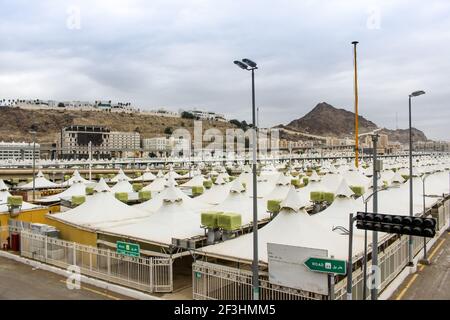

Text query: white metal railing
(19, 230), (173, 293)
(192, 260), (326, 300)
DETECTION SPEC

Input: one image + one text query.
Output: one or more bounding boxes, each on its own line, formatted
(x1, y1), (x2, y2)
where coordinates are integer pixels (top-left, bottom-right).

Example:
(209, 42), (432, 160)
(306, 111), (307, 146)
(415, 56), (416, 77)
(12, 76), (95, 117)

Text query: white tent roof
(133, 169), (156, 182)
(111, 180), (134, 193)
(110, 169), (131, 182)
(135, 183), (209, 213)
(101, 192), (205, 246)
(94, 178), (111, 193)
(18, 171), (59, 190)
(0, 179), (9, 191)
(180, 174), (207, 188)
(195, 181), (233, 205)
(0, 190), (39, 212)
(37, 181), (86, 203)
(59, 170), (92, 187)
(51, 191), (148, 228)
(142, 177), (166, 193)
(334, 178), (355, 198)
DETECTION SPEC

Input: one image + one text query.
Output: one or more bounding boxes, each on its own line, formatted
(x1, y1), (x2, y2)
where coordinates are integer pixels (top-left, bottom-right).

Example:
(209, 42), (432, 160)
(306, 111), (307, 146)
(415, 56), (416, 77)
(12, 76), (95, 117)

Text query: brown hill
(286, 102), (378, 137)
(0, 107), (236, 144)
(285, 102), (428, 143)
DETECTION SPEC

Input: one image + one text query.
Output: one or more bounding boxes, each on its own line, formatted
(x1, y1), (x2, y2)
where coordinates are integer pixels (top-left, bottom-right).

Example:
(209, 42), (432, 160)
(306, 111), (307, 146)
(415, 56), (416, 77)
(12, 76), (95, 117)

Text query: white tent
(59, 170), (92, 187)
(111, 180), (134, 193)
(94, 178), (112, 193)
(18, 170), (59, 190)
(110, 169), (131, 182)
(180, 174), (207, 188)
(142, 177), (167, 193)
(50, 190), (148, 228)
(0, 179), (39, 212)
(133, 168), (156, 182)
(196, 176), (232, 205)
(37, 181), (87, 203)
(135, 182), (209, 213)
(101, 187), (205, 246)
(208, 179), (270, 225)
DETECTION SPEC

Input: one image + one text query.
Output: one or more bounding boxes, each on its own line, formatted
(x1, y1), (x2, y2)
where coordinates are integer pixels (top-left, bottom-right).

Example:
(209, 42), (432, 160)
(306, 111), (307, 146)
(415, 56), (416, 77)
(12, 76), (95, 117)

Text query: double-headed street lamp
(234, 58), (259, 300)
(408, 90), (425, 267)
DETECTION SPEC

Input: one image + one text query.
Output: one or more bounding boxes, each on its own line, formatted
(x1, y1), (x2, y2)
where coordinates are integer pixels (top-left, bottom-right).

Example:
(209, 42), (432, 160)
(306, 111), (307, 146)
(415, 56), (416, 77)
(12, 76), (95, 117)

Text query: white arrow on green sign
(304, 257), (347, 275)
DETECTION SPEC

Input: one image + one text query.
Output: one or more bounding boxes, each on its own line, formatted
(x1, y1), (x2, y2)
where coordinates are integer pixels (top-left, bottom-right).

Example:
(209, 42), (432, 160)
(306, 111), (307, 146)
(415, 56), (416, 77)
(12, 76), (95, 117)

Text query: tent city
(0, 0), (449, 313)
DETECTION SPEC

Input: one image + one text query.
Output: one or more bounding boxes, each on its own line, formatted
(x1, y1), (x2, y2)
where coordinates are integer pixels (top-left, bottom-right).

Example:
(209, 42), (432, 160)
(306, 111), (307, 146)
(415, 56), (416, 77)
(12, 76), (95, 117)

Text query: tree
(57, 102), (65, 108)
(164, 127), (173, 135)
(181, 111), (195, 119)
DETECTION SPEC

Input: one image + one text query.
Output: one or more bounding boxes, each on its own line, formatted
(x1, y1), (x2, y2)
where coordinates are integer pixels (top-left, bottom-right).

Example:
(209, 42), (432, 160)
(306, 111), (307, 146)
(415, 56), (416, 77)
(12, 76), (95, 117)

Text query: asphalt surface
(391, 231), (450, 300)
(0, 256), (131, 300)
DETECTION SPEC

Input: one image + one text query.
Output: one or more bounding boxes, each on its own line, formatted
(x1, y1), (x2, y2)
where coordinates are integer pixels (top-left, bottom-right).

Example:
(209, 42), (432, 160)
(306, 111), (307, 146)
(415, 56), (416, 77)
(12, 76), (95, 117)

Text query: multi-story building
(109, 131), (141, 158)
(142, 137), (168, 151)
(59, 125), (111, 160)
(0, 141), (40, 160)
(186, 109), (226, 122)
(59, 126), (141, 159)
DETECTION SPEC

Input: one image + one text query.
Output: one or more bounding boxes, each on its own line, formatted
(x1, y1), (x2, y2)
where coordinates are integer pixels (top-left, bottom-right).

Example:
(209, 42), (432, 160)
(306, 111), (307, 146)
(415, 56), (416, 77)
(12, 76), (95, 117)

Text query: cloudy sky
(1, 0), (449, 140)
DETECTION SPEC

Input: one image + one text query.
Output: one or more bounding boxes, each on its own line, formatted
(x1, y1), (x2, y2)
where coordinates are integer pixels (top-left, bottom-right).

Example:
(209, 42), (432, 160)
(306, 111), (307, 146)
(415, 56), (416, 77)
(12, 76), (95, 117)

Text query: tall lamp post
(234, 58), (259, 300)
(29, 129), (37, 201)
(408, 90), (425, 267)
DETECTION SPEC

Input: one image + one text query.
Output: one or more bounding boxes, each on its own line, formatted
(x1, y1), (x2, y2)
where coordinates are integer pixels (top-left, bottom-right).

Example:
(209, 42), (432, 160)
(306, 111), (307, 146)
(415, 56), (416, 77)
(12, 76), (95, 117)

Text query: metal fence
(17, 229), (173, 293)
(193, 260), (326, 300)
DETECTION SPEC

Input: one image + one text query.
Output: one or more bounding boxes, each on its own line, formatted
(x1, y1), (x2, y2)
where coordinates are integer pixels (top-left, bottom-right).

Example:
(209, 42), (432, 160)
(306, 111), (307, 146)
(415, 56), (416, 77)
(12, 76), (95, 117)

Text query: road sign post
(116, 241), (140, 257)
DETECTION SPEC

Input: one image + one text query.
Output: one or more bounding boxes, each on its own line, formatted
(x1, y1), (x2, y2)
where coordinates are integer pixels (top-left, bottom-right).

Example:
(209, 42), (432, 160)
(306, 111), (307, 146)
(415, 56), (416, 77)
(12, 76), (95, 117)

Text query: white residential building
(186, 109), (226, 122)
(0, 141), (40, 160)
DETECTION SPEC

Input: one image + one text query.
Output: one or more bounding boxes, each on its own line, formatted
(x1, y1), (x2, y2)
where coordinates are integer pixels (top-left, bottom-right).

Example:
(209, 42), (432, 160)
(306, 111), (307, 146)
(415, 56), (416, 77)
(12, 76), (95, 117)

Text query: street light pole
(234, 58), (259, 300)
(408, 90), (425, 267)
(371, 133), (379, 300)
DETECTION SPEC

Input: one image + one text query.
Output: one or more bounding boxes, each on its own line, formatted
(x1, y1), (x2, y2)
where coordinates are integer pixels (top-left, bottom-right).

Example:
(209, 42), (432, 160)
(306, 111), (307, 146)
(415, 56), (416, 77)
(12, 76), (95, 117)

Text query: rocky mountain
(285, 102), (428, 143)
(286, 102), (378, 137)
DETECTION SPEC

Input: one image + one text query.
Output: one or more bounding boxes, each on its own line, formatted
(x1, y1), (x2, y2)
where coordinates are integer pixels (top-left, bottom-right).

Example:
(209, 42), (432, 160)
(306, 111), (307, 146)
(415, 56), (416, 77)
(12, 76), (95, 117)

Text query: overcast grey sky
(0, 0), (449, 140)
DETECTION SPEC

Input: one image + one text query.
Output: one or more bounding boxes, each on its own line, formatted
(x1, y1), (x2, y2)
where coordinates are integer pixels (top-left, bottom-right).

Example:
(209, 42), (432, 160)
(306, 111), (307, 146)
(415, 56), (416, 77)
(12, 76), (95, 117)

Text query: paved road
(391, 231), (450, 300)
(0, 256), (131, 300)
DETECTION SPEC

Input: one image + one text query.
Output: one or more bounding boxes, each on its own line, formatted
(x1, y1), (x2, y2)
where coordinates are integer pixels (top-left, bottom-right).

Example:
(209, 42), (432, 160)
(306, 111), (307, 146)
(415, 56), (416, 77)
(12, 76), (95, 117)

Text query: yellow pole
(352, 41), (359, 168)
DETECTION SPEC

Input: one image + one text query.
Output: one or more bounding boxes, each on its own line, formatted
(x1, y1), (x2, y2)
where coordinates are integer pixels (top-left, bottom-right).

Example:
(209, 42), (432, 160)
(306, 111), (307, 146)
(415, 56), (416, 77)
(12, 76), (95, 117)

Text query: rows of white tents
(27, 155), (448, 264)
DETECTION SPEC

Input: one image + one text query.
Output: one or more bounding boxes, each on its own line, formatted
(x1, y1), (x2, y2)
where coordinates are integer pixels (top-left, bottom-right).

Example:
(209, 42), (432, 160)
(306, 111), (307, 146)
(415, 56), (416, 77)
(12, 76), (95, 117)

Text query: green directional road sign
(117, 241), (140, 257)
(304, 257), (347, 275)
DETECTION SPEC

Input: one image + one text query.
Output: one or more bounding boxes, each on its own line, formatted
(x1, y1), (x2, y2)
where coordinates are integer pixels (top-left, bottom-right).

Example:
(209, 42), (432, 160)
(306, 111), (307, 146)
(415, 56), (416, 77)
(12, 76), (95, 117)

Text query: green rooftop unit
(203, 180), (212, 189)
(115, 192), (128, 203)
(267, 200), (282, 213)
(85, 187), (94, 195)
(310, 191), (323, 202)
(201, 211), (223, 229)
(349, 186), (365, 197)
(133, 183), (143, 192)
(192, 186), (204, 197)
(218, 212), (242, 231)
(138, 190), (151, 202)
(322, 192), (335, 204)
(71, 196), (86, 206)
(7, 196), (23, 207)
